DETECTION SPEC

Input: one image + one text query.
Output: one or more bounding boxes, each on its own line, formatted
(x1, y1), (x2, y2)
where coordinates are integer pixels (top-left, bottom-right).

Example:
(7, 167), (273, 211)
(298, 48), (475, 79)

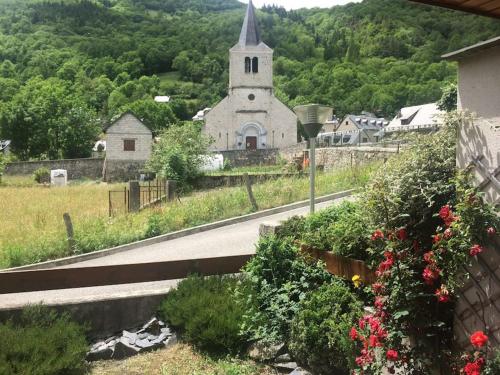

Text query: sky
(240, 0), (362, 10)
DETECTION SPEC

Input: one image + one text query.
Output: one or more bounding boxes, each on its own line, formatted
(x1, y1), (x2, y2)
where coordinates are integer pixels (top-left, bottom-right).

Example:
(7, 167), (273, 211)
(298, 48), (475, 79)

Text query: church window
(282, 133), (284, 139)
(219, 132), (222, 139)
(252, 57), (259, 73)
(245, 57), (251, 73)
(248, 94), (255, 101)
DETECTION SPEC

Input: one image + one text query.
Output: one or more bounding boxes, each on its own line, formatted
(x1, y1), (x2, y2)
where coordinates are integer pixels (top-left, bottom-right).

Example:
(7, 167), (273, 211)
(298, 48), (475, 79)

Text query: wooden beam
(410, 0), (500, 19)
(0, 255), (253, 294)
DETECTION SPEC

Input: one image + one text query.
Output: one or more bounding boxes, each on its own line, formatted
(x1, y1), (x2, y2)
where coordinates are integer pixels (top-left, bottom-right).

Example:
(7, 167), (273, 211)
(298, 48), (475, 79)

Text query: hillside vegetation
(0, 0), (499, 159)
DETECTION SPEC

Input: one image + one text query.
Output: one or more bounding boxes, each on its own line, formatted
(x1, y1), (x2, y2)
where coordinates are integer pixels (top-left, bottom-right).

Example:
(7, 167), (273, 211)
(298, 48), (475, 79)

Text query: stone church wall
(5, 158), (104, 180)
(220, 149), (279, 167)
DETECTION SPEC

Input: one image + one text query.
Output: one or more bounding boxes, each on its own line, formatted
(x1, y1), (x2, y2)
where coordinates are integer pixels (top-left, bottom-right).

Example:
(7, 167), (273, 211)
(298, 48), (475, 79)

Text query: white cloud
(240, 0), (362, 10)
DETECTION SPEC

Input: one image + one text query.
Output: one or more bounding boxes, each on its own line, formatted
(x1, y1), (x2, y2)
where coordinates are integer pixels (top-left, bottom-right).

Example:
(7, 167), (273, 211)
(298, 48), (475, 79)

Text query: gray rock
(160, 327), (171, 336)
(135, 339), (155, 350)
(106, 339), (118, 347)
(105, 336), (118, 344)
(151, 332), (169, 345)
(289, 368), (312, 375)
(86, 346), (113, 361)
(142, 318), (161, 335)
(272, 362), (298, 371)
(275, 353), (292, 363)
(138, 332), (149, 340)
(122, 330), (138, 345)
(248, 341), (286, 361)
(164, 334), (178, 349)
(112, 338), (141, 360)
(90, 341), (105, 350)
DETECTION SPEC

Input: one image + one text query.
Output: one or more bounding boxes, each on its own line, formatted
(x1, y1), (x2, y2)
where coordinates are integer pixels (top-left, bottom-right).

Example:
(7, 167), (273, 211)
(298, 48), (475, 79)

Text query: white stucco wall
(457, 46), (500, 118)
(106, 113), (152, 161)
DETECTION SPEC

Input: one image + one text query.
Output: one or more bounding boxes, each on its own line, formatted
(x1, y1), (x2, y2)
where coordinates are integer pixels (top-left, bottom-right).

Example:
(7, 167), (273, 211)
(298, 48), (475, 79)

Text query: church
(203, 0), (298, 151)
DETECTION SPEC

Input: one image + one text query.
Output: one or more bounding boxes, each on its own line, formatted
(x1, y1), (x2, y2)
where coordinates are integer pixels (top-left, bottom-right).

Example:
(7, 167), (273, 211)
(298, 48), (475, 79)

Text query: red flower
(369, 334), (382, 348)
(435, 285), (450, 303)
(433, 234), (441, 244)
(374, 296), (384, 311)
(396, 228), (408, 241)
(443, 228), (453, 240)
(386, 349), (398, 362)
(470, 244), (483, 257)
(470, 331), (488, 348)
(487, 227), (496, 236)
(372, 282), (384, 295)
(423, 266), (440, 285)
(371, 229), (384, 241)
(463, 361), (481, 375)
(439, 205), (451, 220)
(350, 327), (358, 340)
(423, 251), (435, 264)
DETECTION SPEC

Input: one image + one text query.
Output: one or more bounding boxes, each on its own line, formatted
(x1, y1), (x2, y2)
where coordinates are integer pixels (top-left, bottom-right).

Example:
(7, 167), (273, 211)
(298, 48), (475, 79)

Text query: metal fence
(108, 187), (129, 217)
(139, 179), (167, 209)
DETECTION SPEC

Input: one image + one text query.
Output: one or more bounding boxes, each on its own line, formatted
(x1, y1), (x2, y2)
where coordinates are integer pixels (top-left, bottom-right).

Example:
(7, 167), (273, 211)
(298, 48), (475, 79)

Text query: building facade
(104, 112), (153, 181)
(443, 37), (500, 206)
(203, 0), (297, 151)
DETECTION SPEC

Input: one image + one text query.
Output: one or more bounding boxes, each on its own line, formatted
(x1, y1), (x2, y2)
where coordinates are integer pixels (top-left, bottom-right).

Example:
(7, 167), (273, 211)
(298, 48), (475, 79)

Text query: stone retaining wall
(5, 158), (104, 180)
(104, 160), (147, 182)
(220, 149), (279, 167)
(281, 145), (398, 170)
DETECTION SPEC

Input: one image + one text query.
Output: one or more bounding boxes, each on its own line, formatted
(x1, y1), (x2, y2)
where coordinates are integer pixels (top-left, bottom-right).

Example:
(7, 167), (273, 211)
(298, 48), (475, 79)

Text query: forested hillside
(1, 0), (499, 159)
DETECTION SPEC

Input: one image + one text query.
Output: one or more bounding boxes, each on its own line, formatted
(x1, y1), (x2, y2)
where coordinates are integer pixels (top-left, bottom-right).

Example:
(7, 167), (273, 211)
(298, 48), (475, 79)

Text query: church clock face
(248, 94), (255, 101)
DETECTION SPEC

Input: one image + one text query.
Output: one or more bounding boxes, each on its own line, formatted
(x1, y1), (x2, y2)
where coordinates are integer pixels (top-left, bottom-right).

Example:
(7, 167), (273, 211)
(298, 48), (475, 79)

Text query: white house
(104, 112), (153, 181)
(203, 0), (297, 151)
(385, 103), (444, 133)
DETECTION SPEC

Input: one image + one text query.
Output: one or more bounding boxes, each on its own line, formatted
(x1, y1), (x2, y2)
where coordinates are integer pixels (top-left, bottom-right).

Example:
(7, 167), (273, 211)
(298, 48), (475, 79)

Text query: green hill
(0, 0), (499, 159)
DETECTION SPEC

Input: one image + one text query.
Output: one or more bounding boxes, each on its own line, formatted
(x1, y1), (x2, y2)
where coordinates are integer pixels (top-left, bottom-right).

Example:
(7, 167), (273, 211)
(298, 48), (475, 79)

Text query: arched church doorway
(246, 136), (257, 150)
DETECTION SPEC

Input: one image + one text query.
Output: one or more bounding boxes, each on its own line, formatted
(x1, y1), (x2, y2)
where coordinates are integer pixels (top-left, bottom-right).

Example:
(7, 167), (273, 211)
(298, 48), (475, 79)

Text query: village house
(104, 112), (153, 181)
(443, 36), (500, 205)
(203, 0), (297, 151)
(318, 113), (387, 146)
(385, 103), (444, 133)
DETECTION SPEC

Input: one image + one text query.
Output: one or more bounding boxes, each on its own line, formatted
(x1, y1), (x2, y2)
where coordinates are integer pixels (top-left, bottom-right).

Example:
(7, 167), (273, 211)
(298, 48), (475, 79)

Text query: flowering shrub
(351, 176), (498, 373)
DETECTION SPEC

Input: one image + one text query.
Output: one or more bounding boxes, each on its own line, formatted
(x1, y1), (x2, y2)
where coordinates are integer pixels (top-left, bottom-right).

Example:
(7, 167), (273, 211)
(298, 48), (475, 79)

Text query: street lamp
(294, 104), (333, 214)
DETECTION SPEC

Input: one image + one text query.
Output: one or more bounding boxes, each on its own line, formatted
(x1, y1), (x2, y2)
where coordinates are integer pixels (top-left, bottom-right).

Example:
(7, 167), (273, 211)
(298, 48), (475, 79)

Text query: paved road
(1, 198), (346, 308)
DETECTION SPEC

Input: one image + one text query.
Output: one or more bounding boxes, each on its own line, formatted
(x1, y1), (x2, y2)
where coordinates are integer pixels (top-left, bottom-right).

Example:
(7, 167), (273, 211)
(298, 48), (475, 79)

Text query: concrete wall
(219, 148), (279, 167)
(457, 46), (500, 119)
(457, 117), (500, 205)
(106, 113), (152, 161)
(5, 158), (104, 180)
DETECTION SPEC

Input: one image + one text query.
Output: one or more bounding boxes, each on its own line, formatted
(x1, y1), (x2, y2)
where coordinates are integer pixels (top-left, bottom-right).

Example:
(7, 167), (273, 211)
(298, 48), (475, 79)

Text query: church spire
(239, 0), (261, 46)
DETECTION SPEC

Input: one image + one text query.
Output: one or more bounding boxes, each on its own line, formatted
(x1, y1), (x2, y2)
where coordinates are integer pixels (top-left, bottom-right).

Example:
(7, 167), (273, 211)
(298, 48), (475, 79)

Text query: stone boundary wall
(194, 173), (299, 190)
(5, 158), (104, 180)
(104, 160), (147, 182)
(219, 149), (279, 167)
(281, 145), (398, 170)
(453, 236), (500, 352)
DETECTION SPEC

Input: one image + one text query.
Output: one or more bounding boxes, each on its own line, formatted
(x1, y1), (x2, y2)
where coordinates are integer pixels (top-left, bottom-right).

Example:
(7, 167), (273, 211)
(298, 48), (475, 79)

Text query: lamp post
(294, 104), (333, 214)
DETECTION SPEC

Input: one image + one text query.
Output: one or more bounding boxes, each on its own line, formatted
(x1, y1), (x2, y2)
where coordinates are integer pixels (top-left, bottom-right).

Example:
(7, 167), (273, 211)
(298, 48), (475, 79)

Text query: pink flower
(396, 228), (408, 241)
(470, 331), (488, 348)
(439, 205), (451, 220)
(435, 285), (450, 303)
(371, 229), (384, 241)
(487, 227), (496, 236)
(423, 266), (440, 285)
(374, 296), (384, 311)
(372, 282), (384, 295)
(350, 327), (358, 340)
(423, 251), (435, 264)
(443, 228), (453, 240)
(433, 234), (441, 244)
(369, 334), (381, 348)
(386, 349), (398, 362)
(470, 244), (483, 257)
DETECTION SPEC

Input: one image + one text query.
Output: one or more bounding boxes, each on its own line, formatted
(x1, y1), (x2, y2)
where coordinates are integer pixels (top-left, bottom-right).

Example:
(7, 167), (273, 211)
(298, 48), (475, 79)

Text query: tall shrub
(240, 236), (333, 343)
(0, 306), (88, 375)
(146, 122), (213, 189)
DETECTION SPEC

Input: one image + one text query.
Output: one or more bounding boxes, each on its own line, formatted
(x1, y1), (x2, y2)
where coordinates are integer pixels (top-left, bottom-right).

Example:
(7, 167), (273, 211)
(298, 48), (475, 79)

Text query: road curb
(5, 189), (355, 272)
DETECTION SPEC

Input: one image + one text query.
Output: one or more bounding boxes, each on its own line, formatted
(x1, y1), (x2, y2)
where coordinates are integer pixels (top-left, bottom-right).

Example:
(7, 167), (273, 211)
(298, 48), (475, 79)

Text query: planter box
(300, 245), (376, 284)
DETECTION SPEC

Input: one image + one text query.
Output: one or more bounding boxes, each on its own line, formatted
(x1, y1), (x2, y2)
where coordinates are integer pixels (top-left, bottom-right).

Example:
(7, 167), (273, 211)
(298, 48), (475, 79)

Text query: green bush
(289, 281), (363, 375)
(484, 350), (500, 375)
(158, 275), (247, 355)
(33, 167), (50, 184)
(0, 305), (88, 375)
(239, 236), (333, 343)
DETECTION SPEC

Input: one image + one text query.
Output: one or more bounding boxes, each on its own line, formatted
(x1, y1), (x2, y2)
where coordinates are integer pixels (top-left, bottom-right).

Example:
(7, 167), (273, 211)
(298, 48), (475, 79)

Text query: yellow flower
(352, 274), (362, 288)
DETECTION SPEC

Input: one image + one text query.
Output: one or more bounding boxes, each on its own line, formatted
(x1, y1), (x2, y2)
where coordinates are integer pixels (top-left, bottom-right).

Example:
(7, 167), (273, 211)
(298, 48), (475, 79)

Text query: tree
(146, 122), (213, 188)
(437, 83), (458, 112)
(119, 99), (178, 135)
(0, 77), (100, 160)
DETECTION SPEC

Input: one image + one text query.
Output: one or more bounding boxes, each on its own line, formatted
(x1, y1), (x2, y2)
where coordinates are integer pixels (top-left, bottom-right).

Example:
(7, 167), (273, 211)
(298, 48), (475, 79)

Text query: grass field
(91, 344), (277, 375)
(0, 164), (377, 269)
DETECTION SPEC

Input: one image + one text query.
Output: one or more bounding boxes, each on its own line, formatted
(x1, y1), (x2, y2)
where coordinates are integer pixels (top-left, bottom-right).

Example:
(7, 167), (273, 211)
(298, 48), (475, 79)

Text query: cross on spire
(239, 0), (261, 46)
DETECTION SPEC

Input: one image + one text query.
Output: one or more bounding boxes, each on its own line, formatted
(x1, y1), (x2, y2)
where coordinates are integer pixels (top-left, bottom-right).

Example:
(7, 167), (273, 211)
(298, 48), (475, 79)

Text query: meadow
(0, 164), (377, 269)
